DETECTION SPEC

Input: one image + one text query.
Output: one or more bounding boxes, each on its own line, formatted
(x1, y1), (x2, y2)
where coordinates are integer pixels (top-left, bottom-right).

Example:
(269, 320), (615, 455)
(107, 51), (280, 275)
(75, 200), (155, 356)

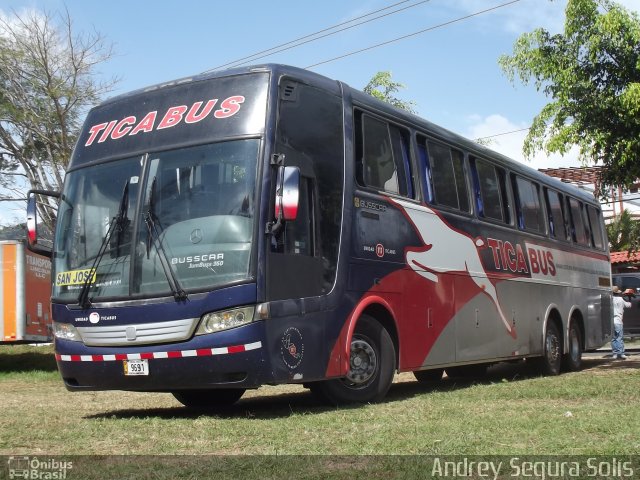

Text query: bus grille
(76, 318), (199, 346)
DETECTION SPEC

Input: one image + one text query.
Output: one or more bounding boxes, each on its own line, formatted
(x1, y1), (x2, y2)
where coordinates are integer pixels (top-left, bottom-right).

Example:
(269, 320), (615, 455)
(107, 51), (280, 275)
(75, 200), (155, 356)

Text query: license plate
(123, 359), (149, 376)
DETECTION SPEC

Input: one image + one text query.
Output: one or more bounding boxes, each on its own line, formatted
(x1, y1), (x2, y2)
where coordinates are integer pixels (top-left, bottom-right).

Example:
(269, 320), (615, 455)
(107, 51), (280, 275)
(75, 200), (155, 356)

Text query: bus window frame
(566, 196), (590, 247)
(543, 187), (570, 243)
(511, 173), (547, 236)
(586, 204), (606, 251)
(354, 109), (415, 200)
(419, 135), (472, 215)
(470, 156), (512, 226)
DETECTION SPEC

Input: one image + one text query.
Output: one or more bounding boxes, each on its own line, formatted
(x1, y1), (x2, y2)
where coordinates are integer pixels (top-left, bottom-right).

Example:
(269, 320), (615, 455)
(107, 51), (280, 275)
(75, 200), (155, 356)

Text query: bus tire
(562, 322), (583, 372)
(316, 315), (396, 405)
(413, 368), (444, 383)
(172, 388), (245, 409)
(537, 322), (562, 376)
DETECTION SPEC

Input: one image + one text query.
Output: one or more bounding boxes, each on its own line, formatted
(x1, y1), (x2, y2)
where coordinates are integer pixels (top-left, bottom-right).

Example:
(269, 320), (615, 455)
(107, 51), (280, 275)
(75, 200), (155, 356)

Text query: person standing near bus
(612, 286), (631, 360)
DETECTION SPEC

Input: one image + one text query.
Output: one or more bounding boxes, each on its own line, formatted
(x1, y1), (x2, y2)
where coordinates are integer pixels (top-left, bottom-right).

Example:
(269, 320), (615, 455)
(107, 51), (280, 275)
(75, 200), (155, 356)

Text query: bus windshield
(52, 139), (259, 302)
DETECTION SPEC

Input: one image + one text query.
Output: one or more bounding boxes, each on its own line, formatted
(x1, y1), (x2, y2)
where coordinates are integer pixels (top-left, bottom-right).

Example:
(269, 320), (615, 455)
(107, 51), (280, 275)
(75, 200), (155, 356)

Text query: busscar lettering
(84, 95), (246, 146)
(171, 253), (224, 265)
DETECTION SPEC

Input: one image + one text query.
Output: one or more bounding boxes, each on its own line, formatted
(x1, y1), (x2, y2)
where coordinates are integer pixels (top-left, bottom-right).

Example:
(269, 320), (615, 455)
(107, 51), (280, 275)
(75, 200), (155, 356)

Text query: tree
(363, 71), (417, 114)
(499, 0), (640, 198)
(0, 9), (117, 230)
(606, 209), (640, 252)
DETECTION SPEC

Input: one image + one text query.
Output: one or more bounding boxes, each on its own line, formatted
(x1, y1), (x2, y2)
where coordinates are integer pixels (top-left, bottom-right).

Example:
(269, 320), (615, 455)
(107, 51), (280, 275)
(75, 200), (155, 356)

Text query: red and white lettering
(111, 116), (137, 140)
(130, 112), (157, 136)
(504, 241), (517, 272)
(83, 94), (247, 147)
(85, 123), (108, 146)
(185, 99), (218, 124)
(214, 95), (245, 118)
(158, 105), (188, 130)
(98, 120), (118, 143)
(547, 251), (556, 276)
(515, 244), (528, 274)
(528, 248), (557, 277)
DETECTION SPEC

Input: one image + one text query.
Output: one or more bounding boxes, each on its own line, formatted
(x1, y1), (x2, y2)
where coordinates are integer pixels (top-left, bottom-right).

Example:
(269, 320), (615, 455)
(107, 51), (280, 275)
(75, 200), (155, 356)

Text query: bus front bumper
(54, 322), (271, 391)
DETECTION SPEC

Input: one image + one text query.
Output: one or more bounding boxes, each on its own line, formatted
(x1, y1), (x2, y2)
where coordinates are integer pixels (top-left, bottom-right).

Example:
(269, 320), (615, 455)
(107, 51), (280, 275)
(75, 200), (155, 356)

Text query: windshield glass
(53, 139), (259, 302)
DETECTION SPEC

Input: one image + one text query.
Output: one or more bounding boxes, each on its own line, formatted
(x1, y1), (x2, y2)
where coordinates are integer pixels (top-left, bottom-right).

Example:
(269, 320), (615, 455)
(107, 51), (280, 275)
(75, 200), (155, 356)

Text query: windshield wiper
(144, 176), (188, 302)
(77, 180), (130, 308)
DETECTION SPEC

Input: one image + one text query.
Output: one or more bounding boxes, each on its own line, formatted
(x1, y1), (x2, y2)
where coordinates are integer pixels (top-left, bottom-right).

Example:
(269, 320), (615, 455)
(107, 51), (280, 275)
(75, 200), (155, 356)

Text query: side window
(425, 140), (469, 212)
(358, 114), (412, 197)
(544, 188), (568, 241)
(513, 176), (544, 233)
(586, 205), (605, 250)
(567, 197), (589, 245)
(472, 157), (508, 223)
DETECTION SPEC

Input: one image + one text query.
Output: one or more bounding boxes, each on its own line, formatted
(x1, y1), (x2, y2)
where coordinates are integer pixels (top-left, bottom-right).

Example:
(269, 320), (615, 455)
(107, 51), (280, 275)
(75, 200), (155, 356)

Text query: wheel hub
(345, 338), (377, 385)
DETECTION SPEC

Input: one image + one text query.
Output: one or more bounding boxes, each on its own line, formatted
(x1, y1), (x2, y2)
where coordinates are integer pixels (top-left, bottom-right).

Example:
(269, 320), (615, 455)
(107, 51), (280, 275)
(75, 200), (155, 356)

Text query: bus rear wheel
(537, 322), (562, 376)
(562, 322), (583, 372)
(172, 388), (245, 409)
(315, 315), (395, 405)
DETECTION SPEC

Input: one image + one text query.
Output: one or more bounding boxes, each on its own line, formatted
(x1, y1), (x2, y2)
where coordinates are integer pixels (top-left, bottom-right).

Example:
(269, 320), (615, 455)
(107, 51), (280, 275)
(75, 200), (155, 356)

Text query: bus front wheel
(172, 388), (245, 409)
(315, 315), (396, 405)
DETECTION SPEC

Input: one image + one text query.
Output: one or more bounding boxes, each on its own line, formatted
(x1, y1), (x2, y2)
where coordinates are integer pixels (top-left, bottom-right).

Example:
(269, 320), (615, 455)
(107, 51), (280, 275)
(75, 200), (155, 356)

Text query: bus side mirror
(26, 189), (60, 258)
(268, 166), (300, 237)
(275, 166), (300, 222)
(26, 194), (39, 247)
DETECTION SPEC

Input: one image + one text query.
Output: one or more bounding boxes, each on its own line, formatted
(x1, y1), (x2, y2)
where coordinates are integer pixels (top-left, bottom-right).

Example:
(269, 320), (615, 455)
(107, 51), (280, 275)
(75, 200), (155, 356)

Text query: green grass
(1, 345), (639, 457)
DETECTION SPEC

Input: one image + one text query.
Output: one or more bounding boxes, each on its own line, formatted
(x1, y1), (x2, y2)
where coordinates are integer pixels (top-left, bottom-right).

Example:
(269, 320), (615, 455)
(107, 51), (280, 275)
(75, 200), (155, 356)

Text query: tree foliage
(0, 9), (117, 229)
(363, 71), (417, 114)
(606, 209), (640, 252)
(499, 0), (640, 198)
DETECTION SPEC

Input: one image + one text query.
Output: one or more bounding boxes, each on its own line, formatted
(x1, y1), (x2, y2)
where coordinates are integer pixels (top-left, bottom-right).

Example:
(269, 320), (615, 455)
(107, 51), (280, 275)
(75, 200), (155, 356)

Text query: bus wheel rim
(547, 332), (560, 363)
(345, 337), (377, 386)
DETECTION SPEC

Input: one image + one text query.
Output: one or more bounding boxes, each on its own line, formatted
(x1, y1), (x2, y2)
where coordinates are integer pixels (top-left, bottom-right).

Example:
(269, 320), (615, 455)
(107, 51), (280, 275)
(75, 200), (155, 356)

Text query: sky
(0, 0), (639, 225)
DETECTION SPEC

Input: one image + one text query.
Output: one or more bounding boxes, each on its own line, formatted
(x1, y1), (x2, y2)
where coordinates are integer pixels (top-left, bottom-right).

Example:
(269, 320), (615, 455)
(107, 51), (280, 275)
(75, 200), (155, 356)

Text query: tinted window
(473, 158), (505, 222)
(275, 81), (344, 296)
(425, 140), (469, 212)
(586, 205), (605, 249)
(567, 198), (588, 245)
(514, 176), (544, 233)
(359, 115), (411, 197)
(545, 189), (568, 240)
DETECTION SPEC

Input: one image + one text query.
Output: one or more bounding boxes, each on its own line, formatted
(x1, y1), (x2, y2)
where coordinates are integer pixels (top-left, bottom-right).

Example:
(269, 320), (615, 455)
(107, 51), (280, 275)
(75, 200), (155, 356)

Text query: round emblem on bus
(376, 243), (385, 258)
(89, 312), (100, 324)
(280, 327), (304, 370)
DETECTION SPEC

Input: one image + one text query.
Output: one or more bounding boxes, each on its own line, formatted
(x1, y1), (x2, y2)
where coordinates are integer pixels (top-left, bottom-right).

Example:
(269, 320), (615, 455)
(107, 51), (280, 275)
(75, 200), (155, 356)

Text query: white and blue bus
(28, 64), (612, 408)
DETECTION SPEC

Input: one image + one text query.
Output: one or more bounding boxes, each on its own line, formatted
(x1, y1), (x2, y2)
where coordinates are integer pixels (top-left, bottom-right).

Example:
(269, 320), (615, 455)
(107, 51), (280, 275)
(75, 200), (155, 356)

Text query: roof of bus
(97, 63), (596, 206)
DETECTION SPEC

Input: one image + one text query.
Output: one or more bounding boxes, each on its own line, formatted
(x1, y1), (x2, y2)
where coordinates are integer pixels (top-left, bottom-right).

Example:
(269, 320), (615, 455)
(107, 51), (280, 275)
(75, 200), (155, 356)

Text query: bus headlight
(195, 306), (255, 335)
(53, 322), (82, 342)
